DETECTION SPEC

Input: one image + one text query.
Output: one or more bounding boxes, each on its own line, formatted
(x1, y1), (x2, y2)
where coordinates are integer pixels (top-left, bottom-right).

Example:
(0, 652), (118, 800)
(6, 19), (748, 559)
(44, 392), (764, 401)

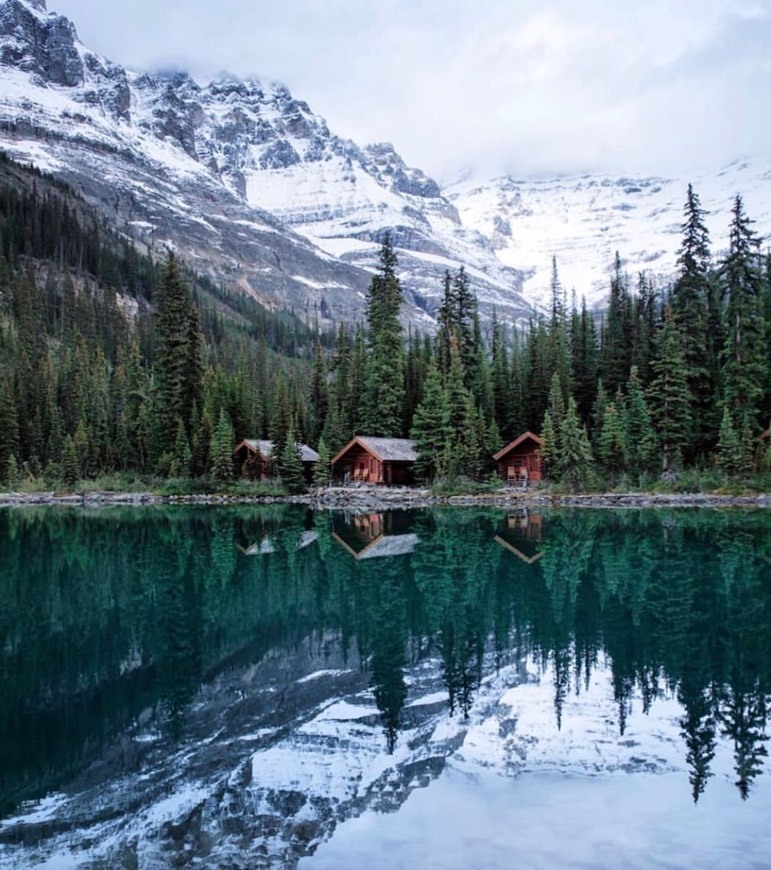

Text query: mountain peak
(28, 0), (46, 9)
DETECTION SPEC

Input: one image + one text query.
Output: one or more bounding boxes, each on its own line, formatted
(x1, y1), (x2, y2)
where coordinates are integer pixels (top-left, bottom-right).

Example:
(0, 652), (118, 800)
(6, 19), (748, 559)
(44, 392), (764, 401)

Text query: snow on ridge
(449, 159), (771, 308)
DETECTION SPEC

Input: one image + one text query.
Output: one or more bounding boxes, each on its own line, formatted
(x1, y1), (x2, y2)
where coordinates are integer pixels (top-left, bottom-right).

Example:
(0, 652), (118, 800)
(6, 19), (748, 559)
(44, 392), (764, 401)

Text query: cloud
(50, 0), (770, 179)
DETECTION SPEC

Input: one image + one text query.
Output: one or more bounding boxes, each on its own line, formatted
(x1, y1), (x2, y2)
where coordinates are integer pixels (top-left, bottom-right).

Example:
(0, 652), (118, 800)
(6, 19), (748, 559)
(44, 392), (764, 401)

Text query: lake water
(1, 505), (770, 868)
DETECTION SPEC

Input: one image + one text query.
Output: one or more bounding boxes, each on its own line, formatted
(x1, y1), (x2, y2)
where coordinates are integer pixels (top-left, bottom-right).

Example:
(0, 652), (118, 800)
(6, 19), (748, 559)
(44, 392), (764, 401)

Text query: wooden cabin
(233, 439), (320, 484)
(331, 437), (417, 485)
(493, 431), (543, 484)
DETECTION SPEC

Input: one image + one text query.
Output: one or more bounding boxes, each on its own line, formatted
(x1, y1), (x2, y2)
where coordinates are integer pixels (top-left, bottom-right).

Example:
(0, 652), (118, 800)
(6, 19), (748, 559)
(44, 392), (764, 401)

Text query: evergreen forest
(1, 152), (770, 492)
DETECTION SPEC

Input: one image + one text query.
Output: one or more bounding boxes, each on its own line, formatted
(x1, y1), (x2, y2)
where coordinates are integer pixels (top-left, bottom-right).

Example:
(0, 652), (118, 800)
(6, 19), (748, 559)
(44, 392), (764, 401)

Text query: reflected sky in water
(1, 505), (770, 867)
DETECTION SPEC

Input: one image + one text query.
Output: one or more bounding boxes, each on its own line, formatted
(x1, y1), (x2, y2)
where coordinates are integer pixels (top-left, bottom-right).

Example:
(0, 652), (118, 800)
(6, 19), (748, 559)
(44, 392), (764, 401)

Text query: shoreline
(0, 486), (769, 511)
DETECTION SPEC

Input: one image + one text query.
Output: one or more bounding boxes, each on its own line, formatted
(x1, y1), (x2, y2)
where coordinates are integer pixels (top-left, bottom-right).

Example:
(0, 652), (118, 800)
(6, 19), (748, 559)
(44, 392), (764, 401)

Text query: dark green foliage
(596, 402), (626, 476)
(623, 367), (656, 474)
(210, 409), (235, 483)
(153, 253), (204, 454)
(410, 363), (451, 482)
(555, 396), (593, 491)
(0, 378), (19, 483)
(0, 150), (769, 490)
(721, 196), (765, 434)
(60, 434), (79, 486)
(278, 427), (306, 494)
(647, 308), (692, 473)
(314, 438), (332, 485)
(360, 235), (406, 437)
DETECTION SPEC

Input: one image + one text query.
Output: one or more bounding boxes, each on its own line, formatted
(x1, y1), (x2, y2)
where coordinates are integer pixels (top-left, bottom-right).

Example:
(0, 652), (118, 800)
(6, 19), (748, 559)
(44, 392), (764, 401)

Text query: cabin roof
(236, 439), (320, 463)
(331, 436), (418, 464)
(493, 431), (543, 462)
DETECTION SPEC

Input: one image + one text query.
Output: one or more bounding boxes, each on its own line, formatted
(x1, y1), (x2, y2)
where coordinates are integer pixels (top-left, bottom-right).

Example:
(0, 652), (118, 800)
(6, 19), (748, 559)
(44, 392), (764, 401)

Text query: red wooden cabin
(493, 431), (543, 484)
(331, 437), (417, 485)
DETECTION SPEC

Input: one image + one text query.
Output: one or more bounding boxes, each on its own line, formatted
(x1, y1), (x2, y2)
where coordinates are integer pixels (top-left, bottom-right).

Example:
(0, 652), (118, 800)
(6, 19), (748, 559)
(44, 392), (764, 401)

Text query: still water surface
(1, 505), (770, 868)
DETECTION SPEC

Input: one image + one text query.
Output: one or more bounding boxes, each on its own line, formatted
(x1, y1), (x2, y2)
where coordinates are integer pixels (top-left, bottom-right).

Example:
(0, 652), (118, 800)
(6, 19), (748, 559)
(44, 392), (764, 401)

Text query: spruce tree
(671, 185), (714, 458)
(61, 434), (79, 487)
(170, 417), (191, 478)
(540, 410), (558, 482)
(210, 409), (235, 483)
(278, 424), (306, 494)
(600, 253), (631, 396)
(721, 196), (765, 434)
(647, 308), (692, 473)
(0, 379), (19, 484)
(717, 408), (742, 476)
(314, 437), (332, 486)
(410, 363), (451, 482)
(556, 396), (593, 491)
(597, 402), (626, 477)
(360, 235), (405, 436)
(623, 367), (656, 475)
(308, 339), (328, 443)
(153, 252), (204, 464)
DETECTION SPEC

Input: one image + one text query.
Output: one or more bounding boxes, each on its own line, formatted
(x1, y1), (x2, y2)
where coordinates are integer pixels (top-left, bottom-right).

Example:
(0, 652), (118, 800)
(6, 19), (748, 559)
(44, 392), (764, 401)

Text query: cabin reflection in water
(494, 510), (543, 564)
(332, 511), (420, 559)
(237, 530), (318, 556)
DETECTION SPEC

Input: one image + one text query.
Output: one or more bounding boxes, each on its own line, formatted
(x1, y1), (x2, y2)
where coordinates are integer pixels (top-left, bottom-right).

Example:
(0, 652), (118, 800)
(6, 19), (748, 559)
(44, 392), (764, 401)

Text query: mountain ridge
(1, 0), (769, 324)
(0, 0), (532, 329)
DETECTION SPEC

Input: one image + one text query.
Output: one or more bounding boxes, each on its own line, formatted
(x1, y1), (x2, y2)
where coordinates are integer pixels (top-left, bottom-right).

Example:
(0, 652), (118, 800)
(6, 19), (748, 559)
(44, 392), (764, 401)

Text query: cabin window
(370, 458), (377, 473)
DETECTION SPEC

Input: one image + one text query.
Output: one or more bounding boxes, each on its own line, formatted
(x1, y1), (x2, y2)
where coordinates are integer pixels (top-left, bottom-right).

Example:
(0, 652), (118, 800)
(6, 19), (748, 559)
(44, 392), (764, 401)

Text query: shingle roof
(354, 437), (418, 462)
(240, 439), (319, 463)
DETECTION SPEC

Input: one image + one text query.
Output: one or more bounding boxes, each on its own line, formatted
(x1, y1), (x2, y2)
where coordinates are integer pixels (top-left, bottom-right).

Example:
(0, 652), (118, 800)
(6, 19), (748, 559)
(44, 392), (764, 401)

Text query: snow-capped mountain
(2, 0), (769, 327)
(448, 160), (771, 309)
(0, 0), (531, 328)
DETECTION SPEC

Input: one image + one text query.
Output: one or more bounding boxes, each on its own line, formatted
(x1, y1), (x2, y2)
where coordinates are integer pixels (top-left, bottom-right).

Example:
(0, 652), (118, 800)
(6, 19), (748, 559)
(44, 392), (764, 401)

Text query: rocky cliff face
(0, 0), (531, 328)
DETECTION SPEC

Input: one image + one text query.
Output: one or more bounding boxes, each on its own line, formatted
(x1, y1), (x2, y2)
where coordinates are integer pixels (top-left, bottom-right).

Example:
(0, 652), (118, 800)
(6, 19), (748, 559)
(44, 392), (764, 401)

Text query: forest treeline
(0, 150), (770, 490)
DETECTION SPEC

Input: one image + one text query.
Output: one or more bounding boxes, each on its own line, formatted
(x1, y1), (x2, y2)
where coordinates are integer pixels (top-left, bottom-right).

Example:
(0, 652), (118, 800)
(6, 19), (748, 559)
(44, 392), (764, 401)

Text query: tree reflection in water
(1, 505), (770, 815)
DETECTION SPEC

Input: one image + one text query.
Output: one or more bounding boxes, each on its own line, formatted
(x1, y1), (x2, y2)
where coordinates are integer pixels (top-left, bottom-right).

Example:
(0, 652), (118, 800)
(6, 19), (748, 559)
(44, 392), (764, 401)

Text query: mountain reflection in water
(0, 505), (769, 867)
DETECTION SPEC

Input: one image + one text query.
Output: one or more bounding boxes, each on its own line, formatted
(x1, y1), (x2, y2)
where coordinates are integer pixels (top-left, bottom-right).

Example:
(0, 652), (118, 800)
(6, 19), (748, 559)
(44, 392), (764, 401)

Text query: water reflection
(1, 505), (770, 831)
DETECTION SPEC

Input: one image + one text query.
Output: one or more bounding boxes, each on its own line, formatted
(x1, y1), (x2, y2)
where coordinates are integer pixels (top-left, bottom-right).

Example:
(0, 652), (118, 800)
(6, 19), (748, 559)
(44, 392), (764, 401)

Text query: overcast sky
(49, 0), (770, 182)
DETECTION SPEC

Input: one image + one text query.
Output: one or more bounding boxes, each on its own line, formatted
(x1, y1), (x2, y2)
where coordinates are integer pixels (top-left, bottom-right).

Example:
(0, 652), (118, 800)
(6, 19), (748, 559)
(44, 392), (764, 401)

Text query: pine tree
(308, 339), (328, 443)
(600, 253), (631, 396)
(278, 424), (306, 494)
(623, 367), (656, 474)
(170, 417), (191, 478)
(210, 409), (235, 483)
(410, 363), (451, 482)
(717, 407), (742, 476)
(0, 379), (20, 484)
(153, 252), (204, 464)
(314, 437), (332, 485)
(360, 235), (405, 436)
(490, 311), (512, 438)
(597, 402), (626, 477)
(721, 196), (765, 434)
(556, 397), (593, 491)
(548, 256), (571, 400)
(571, 295), (598, 423)
(671, 184), (714, 458)
(540, 410), (558, 482)
(61, 434), (79, 486)
(647, 308), (692, 473)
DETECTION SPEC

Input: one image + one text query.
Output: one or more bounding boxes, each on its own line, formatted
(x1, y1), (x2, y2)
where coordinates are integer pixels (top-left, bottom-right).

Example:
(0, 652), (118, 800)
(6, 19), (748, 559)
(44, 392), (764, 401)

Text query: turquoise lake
(1, 505), (770, 868)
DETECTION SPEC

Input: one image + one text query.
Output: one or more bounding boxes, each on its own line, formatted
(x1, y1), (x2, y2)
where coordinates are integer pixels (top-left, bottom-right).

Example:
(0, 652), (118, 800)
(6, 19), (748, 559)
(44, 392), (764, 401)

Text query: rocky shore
(0, 486), (769, 511)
